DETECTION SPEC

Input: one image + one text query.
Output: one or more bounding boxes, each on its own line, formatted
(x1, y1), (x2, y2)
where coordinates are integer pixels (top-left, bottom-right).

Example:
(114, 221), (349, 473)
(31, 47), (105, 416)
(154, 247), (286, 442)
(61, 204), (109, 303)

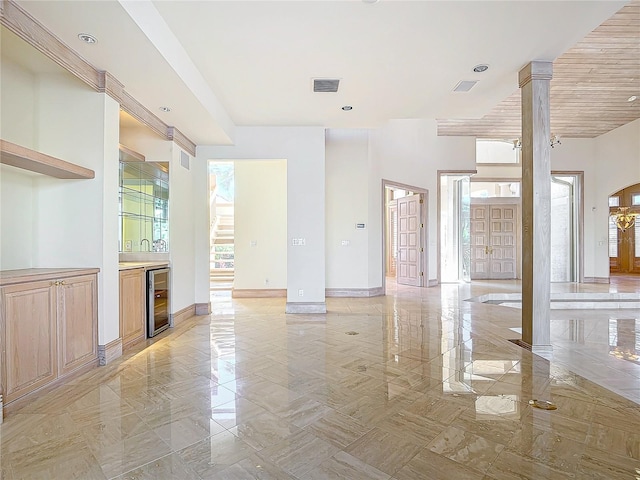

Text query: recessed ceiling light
(342, 105), (353, 111)
(473, 64), (489, 73)
(159, 106), (171, 113)
(628, 95), (638, 102)
(78, 33), (97, 44)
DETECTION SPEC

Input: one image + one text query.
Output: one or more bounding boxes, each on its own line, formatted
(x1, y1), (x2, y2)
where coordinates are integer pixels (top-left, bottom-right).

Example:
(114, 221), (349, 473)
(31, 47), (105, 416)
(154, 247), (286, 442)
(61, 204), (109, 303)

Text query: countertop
(0, 267), (100, 286)
(118, 261), (169, 271)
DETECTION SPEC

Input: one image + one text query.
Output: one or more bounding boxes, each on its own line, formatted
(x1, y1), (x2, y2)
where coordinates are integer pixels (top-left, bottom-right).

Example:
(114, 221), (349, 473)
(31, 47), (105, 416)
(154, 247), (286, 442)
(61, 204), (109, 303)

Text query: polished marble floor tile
(257, 429), (340, 478)
(345, 427), (424, 476)
(112, 453), (200, 480)
(428, 425), (505, 474)
(305, 450), (391, 480)
(393, 447), (486, 480)
(1, 278), (639, 479)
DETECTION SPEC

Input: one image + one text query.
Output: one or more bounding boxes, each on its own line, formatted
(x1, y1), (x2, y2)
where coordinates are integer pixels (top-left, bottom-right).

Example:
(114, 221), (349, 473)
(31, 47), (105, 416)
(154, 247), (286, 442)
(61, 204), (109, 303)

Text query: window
(609, 196), (620, 207)
(476, 139), (519, 164)
(632, 193), (640, 206)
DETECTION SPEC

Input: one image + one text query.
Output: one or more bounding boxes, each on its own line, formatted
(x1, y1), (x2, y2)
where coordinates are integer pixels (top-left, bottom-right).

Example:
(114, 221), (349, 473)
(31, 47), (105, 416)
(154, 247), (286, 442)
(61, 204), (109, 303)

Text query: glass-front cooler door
(148, 268), (170, 336)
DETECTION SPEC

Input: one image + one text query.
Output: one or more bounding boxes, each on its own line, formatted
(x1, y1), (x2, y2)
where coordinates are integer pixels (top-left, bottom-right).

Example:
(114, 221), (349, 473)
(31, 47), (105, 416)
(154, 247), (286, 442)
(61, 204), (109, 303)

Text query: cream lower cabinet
(119, 268), (146, 350)
(0, 269), (98, 406)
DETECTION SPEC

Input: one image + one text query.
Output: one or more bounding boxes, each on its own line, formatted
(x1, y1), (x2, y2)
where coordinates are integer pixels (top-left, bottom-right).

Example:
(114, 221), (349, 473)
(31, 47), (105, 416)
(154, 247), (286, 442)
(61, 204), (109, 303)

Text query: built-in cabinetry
(119, 268), (146, 350)
(0, 268), (98, 413)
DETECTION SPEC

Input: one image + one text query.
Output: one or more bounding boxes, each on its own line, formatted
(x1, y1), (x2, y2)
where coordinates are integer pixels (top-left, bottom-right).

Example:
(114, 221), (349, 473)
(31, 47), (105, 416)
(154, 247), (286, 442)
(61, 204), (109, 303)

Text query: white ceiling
(11, 0), (630, 145)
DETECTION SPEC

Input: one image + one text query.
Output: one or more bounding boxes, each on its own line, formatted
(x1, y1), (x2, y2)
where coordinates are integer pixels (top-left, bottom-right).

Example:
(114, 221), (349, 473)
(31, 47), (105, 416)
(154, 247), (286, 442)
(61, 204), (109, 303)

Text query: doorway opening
(383, 180), (428, 292)
(551, 174), (582, 282)
(609, 183), (640, 275)
(440, 172), (583, 283)
(209, 161), (235, 292)
(439, 173), (472, 283)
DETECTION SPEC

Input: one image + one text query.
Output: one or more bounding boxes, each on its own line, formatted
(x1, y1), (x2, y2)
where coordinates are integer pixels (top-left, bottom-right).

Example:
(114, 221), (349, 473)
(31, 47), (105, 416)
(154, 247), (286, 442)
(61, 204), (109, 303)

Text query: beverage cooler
(147, 268), (170, 337)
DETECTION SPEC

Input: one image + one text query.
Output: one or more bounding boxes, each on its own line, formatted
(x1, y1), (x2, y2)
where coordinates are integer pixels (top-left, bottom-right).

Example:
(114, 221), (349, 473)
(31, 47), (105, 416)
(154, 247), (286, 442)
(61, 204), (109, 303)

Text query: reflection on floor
(1, 278), (639, 479)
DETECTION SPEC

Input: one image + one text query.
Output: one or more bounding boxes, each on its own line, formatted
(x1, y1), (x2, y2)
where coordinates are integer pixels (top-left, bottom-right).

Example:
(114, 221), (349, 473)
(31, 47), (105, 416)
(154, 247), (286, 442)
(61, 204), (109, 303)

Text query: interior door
(471, 203), (517, 280)
(397, 194), (423, 286)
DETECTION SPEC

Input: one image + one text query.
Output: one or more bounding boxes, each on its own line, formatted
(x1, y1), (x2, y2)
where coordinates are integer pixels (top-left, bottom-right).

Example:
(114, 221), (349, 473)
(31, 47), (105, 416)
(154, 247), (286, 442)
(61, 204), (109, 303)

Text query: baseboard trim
(232, 288), (287, 298)
(195, 302), (211, 315)
(285, 302), (327, 314)
(583, 277), (610, 284)
(428, 279), (438, 287)
(173, 304), (196, 326)
(98, 337), (122, 366)
(325, 287), (384, 297)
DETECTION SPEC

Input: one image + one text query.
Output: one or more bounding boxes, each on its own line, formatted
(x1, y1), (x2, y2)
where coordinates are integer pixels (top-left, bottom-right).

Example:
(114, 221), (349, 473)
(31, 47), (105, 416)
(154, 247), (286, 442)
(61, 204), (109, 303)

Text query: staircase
(210, 202), (234, 291)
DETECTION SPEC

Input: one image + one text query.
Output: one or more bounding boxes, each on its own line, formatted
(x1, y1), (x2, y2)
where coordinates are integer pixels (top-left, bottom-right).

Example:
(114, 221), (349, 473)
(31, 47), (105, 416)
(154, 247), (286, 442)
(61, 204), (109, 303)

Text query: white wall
(0, 167), (35, 269)
(169, 146), (196, 313)
(0, 59), (37, 269)
(193, 155), (211, 308)
(120, 127), (172, 161)
(32, 73), (120, 345)
(594, 119), (640, 277)
(234, 160), (287, 290)
(369, 119), (477, 282)
(197, 126), (326, 304)
(325, 129), (370, 289)
(0, 60), (36, 148)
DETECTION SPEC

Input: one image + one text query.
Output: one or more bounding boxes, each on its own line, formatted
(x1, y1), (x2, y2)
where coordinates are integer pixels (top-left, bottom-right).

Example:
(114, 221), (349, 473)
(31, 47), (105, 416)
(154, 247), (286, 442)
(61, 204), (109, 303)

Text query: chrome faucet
(140, 238), (150, 251)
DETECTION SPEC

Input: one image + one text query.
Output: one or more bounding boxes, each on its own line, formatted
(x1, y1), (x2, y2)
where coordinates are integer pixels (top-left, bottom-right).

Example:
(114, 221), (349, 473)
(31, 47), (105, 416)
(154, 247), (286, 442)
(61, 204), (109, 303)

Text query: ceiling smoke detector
(159, 106), (171, 113)
(313, 78), (340, 93)
(78, 33), (97, 44)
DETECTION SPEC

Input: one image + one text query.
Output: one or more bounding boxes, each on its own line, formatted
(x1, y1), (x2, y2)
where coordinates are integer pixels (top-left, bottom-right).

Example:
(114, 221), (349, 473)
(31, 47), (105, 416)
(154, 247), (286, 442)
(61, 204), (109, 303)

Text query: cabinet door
(1, 281), (57, 404)
(58, 274), (98, 376)
(119, 269), (145, 349)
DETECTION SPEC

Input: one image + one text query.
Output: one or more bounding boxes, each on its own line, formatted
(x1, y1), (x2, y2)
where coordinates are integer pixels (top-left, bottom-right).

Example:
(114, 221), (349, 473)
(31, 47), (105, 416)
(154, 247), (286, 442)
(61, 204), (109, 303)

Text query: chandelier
(612, 207), (638, 232)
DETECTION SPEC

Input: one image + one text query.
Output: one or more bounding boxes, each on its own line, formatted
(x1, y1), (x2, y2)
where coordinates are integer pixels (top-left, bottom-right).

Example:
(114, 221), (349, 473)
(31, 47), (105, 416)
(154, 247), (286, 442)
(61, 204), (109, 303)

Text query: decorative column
(519, 61), (553, 358)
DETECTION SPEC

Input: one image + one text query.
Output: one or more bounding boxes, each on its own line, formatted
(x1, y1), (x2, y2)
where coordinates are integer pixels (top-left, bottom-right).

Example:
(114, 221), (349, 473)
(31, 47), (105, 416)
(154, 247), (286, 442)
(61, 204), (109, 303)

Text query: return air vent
(313, 78), (340, 93)
(180, 150), (190, 170)
(453, 80), (478, 92)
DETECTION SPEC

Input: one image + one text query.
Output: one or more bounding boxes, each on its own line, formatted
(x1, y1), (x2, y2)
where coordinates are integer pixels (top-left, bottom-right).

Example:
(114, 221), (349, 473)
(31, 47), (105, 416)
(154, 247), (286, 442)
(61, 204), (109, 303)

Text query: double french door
(470, 203), (518, 280)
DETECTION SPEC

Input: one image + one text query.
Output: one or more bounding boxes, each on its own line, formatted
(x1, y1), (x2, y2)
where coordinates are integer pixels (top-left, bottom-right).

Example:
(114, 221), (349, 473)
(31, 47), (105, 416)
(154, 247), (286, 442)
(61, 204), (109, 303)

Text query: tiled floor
(1, 278), (639, 479)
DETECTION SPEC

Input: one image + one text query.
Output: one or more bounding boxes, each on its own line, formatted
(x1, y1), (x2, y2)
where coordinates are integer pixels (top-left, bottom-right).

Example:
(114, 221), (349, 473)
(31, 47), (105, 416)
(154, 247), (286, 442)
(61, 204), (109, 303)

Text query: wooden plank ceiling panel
(437, 1), (640, 139)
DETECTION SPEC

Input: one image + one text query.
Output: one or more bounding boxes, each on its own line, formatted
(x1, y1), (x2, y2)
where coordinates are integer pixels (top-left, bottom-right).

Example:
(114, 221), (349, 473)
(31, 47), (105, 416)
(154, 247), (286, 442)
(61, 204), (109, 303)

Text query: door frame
(437, 170), (477, 284)
(382, 179), (428, 292)
(439, 171), (583, 284)
(551, 171), (584, 282)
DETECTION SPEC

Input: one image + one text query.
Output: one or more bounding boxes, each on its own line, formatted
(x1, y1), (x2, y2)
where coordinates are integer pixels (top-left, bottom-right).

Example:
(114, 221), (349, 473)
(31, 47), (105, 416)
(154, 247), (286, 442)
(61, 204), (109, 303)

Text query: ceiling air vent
(313, 78), (340, 93)
(180, 150), (190, 170)
(453, 80), (478, 92)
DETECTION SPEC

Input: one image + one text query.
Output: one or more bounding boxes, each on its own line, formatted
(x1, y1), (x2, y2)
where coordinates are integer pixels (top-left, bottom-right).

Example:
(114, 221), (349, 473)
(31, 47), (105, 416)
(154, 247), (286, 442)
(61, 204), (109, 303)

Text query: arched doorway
(609, 183), (640, 274)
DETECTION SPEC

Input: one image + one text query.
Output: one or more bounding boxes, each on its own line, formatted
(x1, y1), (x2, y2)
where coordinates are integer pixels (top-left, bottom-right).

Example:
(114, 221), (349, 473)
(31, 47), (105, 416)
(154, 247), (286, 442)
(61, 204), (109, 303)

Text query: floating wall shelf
(0, 139), (95, 179)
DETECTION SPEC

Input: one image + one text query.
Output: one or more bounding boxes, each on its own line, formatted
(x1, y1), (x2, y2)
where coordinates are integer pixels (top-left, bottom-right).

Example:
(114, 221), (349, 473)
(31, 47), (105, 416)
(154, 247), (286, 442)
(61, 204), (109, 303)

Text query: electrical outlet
(125, 240), (132, 252)
(298, 289), (304, 297)
(341, 240), (350, 246)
